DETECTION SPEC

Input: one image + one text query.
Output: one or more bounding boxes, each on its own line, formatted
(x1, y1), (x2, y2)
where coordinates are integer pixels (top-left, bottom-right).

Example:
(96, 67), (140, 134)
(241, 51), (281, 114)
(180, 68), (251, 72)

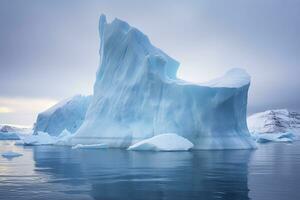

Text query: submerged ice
(69, 15), (256, 150)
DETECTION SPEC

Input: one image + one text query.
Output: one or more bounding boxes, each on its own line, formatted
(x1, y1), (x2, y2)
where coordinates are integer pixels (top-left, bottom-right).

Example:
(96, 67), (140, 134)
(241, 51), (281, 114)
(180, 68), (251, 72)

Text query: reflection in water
(31, 147), (252, 200)
(249, 143), (300, 200)
(2, 141), (300, 199)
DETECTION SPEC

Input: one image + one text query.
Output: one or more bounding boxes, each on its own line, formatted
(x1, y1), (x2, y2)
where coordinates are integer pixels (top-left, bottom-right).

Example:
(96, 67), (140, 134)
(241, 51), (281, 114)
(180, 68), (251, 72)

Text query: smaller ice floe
(127, 133), (194, 151)
(252, 132), (295, 143)
(72, 144), (108, 149)
(1, 151), (23, 159)
(23, 132), (55, 145)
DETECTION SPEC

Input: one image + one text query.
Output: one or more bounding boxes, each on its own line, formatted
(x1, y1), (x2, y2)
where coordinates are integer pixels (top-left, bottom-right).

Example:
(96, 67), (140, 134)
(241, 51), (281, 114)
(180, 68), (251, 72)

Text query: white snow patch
(128, 133), (194, 151)
(199, 68), (250, 88)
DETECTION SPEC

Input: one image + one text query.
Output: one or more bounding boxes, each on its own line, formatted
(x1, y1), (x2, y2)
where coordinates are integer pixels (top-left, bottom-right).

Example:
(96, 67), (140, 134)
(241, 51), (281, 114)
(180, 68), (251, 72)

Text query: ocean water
(0, 141), (300, 200)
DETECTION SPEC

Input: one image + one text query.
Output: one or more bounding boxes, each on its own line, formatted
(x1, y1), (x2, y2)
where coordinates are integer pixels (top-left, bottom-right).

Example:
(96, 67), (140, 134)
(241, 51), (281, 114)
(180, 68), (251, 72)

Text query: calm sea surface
(0, 140), (300, 200)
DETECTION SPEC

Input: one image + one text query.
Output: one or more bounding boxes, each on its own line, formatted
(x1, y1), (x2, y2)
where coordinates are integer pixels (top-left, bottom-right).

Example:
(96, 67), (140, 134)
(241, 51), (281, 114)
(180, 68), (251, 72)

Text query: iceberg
(55, 129), (73, 146)
(128, 133), (194, 151)
(247, 109), (300, 143)
(247, 109), (300, 136)
(0, 124), (32, 140)
(23, 131), (55, 145)
(1, 151), (23, 159)
(0, 124), (31, 134)
(69, 15), (256, 150)
(34, 95), (91, 136)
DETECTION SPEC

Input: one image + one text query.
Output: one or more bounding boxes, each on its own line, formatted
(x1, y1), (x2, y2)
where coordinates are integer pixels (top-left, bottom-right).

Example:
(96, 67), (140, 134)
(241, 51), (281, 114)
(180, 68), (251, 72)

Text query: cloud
(0, 97), (58, 126)
(0, 97), (57, 112)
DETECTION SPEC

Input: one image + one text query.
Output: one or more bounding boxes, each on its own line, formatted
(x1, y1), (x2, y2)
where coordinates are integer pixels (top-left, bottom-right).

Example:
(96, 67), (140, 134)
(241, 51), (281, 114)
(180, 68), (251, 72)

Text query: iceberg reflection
(32, 147), (252, 200)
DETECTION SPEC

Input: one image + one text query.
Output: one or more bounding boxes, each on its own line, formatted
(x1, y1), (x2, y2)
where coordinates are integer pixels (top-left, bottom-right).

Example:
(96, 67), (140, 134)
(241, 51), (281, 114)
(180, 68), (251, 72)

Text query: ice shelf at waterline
(69, 14), (256, 150)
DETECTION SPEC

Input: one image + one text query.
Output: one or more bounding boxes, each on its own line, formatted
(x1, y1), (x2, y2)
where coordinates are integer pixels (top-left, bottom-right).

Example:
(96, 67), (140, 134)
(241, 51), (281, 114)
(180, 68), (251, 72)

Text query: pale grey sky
(1, 0), (300, 126)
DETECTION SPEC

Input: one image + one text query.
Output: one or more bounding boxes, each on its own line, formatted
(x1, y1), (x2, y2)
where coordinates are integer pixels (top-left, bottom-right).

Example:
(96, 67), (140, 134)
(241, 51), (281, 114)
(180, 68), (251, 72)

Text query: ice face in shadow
(34, 95), (91, 136)
(71, 15), (256, 149)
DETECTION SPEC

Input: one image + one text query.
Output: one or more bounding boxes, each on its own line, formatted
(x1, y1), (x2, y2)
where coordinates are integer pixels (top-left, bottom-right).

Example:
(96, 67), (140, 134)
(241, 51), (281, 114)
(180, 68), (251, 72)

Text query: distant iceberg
(0, 124), (32, 140)
(248, 109), (300, 143)
(248, 109), (300, 135)
(70, 15), (256, 150)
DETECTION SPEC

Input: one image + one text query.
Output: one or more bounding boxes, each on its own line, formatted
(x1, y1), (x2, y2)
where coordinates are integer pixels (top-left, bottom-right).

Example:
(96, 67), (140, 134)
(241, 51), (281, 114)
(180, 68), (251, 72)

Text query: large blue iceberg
(71, 15), (256, 149)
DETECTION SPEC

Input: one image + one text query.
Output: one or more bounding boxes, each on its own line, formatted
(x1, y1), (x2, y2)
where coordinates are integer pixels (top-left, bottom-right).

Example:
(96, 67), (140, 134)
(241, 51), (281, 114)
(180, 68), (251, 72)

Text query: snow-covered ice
(55, 129), (73, 146)
(128, 133), (194, 151)
(23, 132), (55, 145)
(248, 109), (300, 143)
(70, 15), (256, 150)
(72, 144), (108, 149)
(248, 109), (300, 135)
(34, 95), (91, 136)
(1, 151), (23, 159)
(19, 129), (73, 146)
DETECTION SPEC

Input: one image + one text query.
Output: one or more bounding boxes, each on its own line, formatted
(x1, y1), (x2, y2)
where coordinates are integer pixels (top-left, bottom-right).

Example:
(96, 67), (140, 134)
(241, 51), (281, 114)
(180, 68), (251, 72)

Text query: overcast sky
(1, 0), (300, 126)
